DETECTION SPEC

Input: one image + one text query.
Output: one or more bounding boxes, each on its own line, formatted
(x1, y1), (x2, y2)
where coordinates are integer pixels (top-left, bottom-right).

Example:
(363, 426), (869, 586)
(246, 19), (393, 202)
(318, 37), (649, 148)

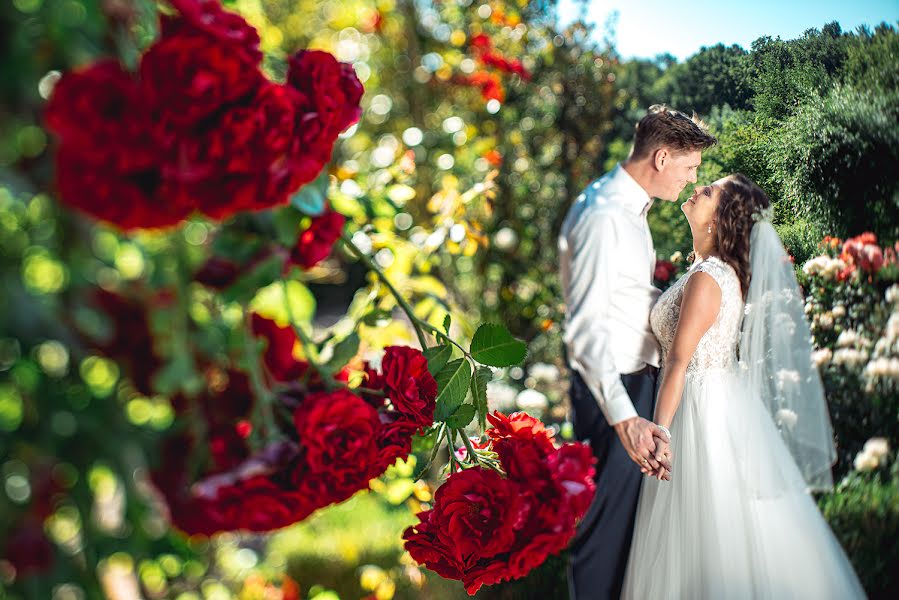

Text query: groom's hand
(613, 417), (666, 474)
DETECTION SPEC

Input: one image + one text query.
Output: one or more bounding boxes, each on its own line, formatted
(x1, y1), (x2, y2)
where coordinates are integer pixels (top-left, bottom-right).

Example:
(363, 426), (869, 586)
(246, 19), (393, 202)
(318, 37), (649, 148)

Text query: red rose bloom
(380, 345), (439, 431)
(423, 467), (524, 561)
(546, 441), (597, 518)
(293, 389), (381, 475)
(251, 313), (311, 382)
(168, 82), (303, 217)
(654, 259), (676, 283)
(486, 410), (556, 453)
(167, 0), (261, 48)
(4, 520), (54, 576)
(287, 49), (364, 144)
(54, 146), (192, 230)
(140, 12), (263, 132)
(44, 59), (156, 172)
(841, 232), (884, 275)
(289, 207), (346, 269)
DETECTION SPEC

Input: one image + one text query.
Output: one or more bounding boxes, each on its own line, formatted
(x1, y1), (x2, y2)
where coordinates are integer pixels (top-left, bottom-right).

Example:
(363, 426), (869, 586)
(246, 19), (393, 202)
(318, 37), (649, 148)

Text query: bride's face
(682, 176), (727, 229)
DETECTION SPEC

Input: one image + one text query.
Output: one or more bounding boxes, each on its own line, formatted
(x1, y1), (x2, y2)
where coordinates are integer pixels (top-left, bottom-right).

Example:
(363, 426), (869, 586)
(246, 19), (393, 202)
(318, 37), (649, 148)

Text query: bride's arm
(654, 272), (721, 429)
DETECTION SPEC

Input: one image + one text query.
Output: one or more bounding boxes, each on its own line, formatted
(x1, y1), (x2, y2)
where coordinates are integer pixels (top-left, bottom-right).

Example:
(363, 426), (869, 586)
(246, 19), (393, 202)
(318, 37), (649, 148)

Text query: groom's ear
(653, 147), (669, 171)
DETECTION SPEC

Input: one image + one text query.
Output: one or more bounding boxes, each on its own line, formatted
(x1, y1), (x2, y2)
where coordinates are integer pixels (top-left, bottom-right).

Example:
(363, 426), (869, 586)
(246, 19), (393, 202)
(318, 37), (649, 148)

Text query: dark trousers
(566, 366), (659, 600)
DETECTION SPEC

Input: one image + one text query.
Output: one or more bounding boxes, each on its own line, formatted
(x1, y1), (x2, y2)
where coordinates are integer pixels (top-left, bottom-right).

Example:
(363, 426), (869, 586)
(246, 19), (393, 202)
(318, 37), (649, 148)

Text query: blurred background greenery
(1, 0), (897, 598)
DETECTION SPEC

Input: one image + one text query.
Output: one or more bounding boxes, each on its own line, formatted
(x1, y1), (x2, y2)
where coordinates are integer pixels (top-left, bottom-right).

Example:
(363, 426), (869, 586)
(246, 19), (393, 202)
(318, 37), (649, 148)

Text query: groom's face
(656, 148), (702, 202)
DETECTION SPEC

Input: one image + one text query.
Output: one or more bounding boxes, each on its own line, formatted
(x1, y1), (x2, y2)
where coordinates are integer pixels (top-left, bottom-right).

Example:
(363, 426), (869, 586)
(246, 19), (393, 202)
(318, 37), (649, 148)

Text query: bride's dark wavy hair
(714, 173), (771, 300)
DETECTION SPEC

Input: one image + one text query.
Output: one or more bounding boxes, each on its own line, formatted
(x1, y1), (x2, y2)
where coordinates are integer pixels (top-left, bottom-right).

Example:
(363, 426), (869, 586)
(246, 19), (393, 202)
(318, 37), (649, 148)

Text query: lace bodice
(650, 256), (744, 378)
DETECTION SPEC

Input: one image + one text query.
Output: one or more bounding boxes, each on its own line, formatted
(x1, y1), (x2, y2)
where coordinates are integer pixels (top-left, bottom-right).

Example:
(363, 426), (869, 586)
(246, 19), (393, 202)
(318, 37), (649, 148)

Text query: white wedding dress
(621, 256), (866, 599)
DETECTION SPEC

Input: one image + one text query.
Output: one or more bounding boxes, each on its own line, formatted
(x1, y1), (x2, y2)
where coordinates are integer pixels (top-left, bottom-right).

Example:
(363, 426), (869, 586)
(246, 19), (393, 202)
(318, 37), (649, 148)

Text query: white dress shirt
(558, 163), (662, 425)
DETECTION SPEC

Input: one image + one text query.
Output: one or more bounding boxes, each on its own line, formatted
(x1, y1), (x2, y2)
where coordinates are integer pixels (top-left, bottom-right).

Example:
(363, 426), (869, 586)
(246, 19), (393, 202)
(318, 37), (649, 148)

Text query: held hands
(612, 417), (673, 481)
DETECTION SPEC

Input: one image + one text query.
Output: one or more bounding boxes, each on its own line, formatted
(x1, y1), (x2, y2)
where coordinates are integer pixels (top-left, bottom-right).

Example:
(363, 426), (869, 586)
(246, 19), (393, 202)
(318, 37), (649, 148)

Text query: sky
(556, 0), (899, 61)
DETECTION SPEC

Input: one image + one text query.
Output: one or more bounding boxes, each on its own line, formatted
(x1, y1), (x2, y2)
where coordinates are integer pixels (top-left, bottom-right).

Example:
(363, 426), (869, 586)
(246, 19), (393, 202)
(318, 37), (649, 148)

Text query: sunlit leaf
(470, 323), (527, 367)
(434, 358), (471, 422)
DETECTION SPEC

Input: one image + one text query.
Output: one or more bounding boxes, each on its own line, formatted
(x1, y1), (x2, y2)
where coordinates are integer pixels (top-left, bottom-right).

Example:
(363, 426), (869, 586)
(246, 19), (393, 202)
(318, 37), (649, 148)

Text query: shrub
(770, 85), (899, 240)
(819, 459), (899, 598)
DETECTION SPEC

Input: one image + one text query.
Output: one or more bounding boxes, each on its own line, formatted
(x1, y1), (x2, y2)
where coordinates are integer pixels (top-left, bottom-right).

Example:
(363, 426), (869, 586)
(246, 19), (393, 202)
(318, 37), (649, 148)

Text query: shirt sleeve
(561, 209), (638, 425)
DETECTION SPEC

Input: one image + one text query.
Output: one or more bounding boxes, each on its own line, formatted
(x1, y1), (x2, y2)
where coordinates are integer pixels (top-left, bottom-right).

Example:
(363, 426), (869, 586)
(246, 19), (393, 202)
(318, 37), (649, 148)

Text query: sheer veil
(739, 220), (837, 493)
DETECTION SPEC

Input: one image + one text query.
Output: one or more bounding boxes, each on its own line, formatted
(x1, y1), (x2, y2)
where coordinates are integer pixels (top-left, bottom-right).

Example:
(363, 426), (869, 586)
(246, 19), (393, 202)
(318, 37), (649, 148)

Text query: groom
(559, 105), (717, 600)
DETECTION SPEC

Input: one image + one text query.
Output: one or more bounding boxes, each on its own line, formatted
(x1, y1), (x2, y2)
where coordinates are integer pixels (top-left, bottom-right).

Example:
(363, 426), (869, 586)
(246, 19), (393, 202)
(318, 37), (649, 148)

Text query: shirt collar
(609, 163), (653, 216)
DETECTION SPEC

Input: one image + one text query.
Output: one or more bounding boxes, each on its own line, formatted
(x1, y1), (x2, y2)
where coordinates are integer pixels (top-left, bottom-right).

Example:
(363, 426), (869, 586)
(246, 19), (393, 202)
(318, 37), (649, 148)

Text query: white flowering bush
(798, 233), (899, 478)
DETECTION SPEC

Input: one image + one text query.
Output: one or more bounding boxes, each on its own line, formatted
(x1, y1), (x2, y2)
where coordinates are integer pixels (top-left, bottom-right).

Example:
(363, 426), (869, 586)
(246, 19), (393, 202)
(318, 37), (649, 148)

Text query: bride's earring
(707, 223), (712, 234)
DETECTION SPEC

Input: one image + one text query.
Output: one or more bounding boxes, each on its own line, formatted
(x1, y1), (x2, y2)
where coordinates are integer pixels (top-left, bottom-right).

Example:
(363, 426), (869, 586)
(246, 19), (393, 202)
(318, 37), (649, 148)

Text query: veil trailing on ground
(739, 220), (837, 494)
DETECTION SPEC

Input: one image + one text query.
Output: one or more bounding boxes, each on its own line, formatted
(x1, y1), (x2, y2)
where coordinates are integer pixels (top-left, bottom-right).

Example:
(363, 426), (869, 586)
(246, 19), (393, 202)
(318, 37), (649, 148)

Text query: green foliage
(653, 44), (753, 115)
(749, 22), (850, 121)
(770, 85), (899, 239)
(471, 365), (492, 431)
(774, 219), (826, 266)
(423, 344), (452, 377)
(433, 358), (472, 423)
(819, 464), (899, 598)
(469, 323), (527, 367)
(843, 23), (899, 93)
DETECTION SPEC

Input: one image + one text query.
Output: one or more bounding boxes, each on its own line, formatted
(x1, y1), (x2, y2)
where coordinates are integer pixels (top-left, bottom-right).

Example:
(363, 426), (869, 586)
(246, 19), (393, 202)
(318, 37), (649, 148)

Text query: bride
(621, 174), (867, 598)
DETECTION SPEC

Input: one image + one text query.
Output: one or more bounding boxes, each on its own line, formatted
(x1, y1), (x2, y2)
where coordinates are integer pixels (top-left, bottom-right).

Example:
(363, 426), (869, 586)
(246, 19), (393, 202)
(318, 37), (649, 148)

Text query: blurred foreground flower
(44, 0), (362, 230)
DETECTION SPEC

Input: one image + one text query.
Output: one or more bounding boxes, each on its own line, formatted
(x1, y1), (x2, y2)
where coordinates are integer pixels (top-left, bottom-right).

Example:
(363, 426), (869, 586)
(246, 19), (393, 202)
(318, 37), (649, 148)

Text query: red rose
(380, 345), (438, 431)
(286, 50), (364, 145)
(44, 59), (156, 173)
(251, 314), (311, 382)
(402, 515), (464, 581)
(409, 466), (524, 561)
(194, 255), (241, 289)
(167, 0), (261, 49)
(360, 360), (387, 407)
(375, 414), (415, 471)
(168, 82), (302, 218)
(55, 145), (192, 230)
(293, 389), (381, 475)
(4, 520), (54, 576)
(470, 33), (492, 52)
(404, 411), (597, 593)
(84, 290), (164, 394)
(289, 207), (346, 269)
(654, 259), (676, 283)
(547, 441), (597, 518)
(214, 476), (306, 531)
(140, 17), (263, 131)
(486, 410), (556, 453)
(492, 435), (552, 485)
(841, 232), (884, 275)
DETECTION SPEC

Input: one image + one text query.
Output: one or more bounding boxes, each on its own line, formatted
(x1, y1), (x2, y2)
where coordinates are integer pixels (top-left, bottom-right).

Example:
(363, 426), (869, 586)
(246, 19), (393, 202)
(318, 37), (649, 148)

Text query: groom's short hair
(631, 104), (717, 160)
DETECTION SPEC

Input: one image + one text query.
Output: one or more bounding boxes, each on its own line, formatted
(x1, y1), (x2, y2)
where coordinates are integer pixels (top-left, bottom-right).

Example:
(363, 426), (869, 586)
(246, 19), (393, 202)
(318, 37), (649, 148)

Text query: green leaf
(325, 331), (359, 372)
(423, 344), (452, 377)
(362, 308), (392, 327)
(290, 170), (329, 216)
(470, 323), (528, 367)
(219, 254), (285, 304)
(444, 403), (476, 428)
(248, 279), (316, 326)
(272, 205), (306, 247)
(471, 365), (492, 431)
(443, 313), (452, 335)
(211, 228), (265, 263)
(434, 359), (471, 422)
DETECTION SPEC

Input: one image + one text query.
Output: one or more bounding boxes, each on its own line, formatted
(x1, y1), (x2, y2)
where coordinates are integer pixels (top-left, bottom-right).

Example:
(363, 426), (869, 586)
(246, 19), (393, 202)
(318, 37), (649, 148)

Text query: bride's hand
(648, 434), (672, 480)
(613, 416), (666, 474)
